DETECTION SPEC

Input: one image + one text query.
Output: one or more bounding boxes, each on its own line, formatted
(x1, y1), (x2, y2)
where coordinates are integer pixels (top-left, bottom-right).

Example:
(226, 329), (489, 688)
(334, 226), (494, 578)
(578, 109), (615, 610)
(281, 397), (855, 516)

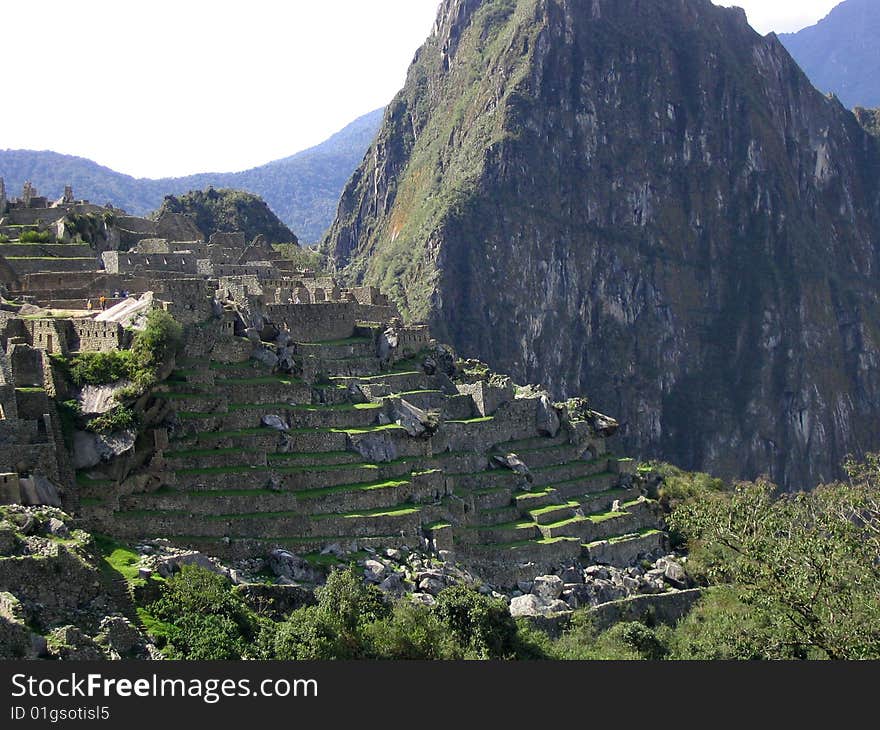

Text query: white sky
(1, 0), (842, 179)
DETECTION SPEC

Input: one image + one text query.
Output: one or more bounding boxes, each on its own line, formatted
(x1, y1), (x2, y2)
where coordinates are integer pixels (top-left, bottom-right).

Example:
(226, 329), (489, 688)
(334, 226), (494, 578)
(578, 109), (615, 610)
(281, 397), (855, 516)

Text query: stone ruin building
(0, 180), (670, 599)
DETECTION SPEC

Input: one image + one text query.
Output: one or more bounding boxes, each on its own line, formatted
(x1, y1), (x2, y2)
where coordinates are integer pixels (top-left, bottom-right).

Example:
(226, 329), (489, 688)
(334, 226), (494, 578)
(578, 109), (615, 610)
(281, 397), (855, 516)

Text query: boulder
(46, 517), (69, 538)
(491, 453), (532, 480)
(510, 593), (548, 617)
(379, 573), (405, 596)
(0, 525), (20, 555)
(276, 347), (297, 373)
(18, 476), (62, 508)
(531, 575), (564, 602)
(428, 343), (457, 377)
(389, 399), (435, 438)
(560, 566), (584, 584)
(268, 549), (322, 584)
(411, 592), (436, 607)
(564, 584), (595, 609)
(72, 430), (136, 470)
(349, 431), (398, 463)
(663, 560), (688, 588)
(584, 565), (610, 581)
(418, 577), (445, 596)
(364, 559), (387, 583)
(251, 345), (278, 368)
(536, 394), (561, 437)
(586, 410), (619, 438)
(155, 551), (217, 578)
(79, 382), (133, 416)
(261, 414), (289, 431)
(321, 543), (346, 557)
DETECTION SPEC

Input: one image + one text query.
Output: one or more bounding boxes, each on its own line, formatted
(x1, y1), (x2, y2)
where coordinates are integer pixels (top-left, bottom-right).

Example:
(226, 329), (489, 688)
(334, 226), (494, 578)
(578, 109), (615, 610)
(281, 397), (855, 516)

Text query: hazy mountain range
(0, 109), (383, 243)
(780, 0), (880, 109)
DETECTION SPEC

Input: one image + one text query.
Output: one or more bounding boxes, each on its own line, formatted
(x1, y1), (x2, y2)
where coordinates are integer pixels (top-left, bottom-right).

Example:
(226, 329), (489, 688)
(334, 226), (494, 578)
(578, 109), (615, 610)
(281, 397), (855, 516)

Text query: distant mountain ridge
(0, 108), (384, 243)
(780, 0), (880, 109)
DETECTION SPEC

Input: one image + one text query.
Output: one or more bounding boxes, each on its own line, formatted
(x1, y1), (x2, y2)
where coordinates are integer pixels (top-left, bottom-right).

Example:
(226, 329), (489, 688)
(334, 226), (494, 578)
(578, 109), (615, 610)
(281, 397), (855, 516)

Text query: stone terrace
(77, 319), (664, 588)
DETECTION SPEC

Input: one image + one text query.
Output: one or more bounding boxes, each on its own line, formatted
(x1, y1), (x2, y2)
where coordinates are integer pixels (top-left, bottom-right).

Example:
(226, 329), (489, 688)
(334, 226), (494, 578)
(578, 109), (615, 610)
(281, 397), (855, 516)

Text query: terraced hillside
(76, 323), (665, 587)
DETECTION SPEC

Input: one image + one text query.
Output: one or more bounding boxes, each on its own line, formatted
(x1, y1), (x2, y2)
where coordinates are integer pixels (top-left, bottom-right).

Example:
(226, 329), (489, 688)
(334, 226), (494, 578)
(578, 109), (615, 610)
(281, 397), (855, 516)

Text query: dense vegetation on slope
(152, 189), (297, 244)
(0, 108), (383, 242)
(323, 0), (880, 489)
(780, 0), (880, 109)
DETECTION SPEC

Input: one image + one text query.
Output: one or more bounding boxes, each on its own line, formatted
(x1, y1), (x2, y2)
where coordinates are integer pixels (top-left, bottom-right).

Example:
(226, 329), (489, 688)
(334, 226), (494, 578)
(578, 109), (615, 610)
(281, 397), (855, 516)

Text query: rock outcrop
(323, 0), (880, 488)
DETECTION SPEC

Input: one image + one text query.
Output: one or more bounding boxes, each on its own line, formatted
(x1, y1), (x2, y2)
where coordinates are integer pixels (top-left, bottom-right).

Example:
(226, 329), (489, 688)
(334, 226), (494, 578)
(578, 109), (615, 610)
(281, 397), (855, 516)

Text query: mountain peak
(323, 0), (880, 488)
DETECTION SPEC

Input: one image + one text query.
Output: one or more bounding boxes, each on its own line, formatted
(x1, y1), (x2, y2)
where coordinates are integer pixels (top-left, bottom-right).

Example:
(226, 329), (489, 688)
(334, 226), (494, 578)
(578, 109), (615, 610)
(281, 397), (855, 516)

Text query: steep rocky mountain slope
(0, 108), (383, 242)
(151, 189), (297, 244)
(781, 0), (880, 110)
(323, 0), (880, 488)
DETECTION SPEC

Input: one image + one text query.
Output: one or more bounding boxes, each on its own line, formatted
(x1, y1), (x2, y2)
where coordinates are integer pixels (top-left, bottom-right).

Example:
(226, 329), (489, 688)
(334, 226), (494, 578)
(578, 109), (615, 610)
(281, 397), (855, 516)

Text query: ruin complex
(0, 180), (666, 595)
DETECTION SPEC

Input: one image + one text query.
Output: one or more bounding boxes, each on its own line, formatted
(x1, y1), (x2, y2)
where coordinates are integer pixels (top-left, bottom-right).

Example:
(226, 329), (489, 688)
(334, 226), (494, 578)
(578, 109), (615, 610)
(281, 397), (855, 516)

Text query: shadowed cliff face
(323, 0), (880, 489)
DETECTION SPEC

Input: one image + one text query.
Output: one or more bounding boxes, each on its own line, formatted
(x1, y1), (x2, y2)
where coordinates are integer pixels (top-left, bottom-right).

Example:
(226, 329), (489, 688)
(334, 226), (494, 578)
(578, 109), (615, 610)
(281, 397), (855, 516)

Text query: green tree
(364, 602), (460, 660)
(274, 567), (390, 660)
(433, 584), (519, 659)
(147, 566), (261, 660)
(670, 459), (880, 660)
(130, 309), (183, 381)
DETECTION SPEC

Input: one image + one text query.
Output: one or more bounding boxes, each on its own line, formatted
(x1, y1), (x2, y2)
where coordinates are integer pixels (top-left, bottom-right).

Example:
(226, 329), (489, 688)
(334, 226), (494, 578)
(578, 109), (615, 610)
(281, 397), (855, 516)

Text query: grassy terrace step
(113, 502), (420, 522)
(530, 456), (610, 477)
(528, 501), (579, 524)
(497, 434), (570, 452)
(332, 370), (421, 382)
(532, 470), (617, 495)
(266, 451), (365, 466)
(581, 529), (666, 564)
(597, 528), (663, 546)
(214, 376), (303, 386)
(466, 536), (581, 551)
(295, 478), (410, 501)
(444, 416), (495, 425)
(299, 336), (373, 347)
(180, 534), (404, 548)
(390, 389), (443, 397)
(193, 423), (406, 442)
(165, 447), (256, 459)
(174, 401), (384, 417)
(310, 503), (421, 520)
(570, 486), (639, 510)
(464, 518), (537, 536)
(514, 488), (558, 506)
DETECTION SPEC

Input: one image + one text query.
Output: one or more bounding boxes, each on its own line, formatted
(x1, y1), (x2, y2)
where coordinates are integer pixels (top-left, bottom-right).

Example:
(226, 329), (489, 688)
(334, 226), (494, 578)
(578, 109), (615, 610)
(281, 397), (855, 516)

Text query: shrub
(364, 602), (457, 659)
(130, 309), (183, 382)
(147, 565), (260, 660)
(274, 606), (341, 660)
(86, 406), (138, 434)
(433, 584), (519, 659)
(68, 350), (135, 386)
(18, 230), (57, 243)
(667, 587), (789, 660)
